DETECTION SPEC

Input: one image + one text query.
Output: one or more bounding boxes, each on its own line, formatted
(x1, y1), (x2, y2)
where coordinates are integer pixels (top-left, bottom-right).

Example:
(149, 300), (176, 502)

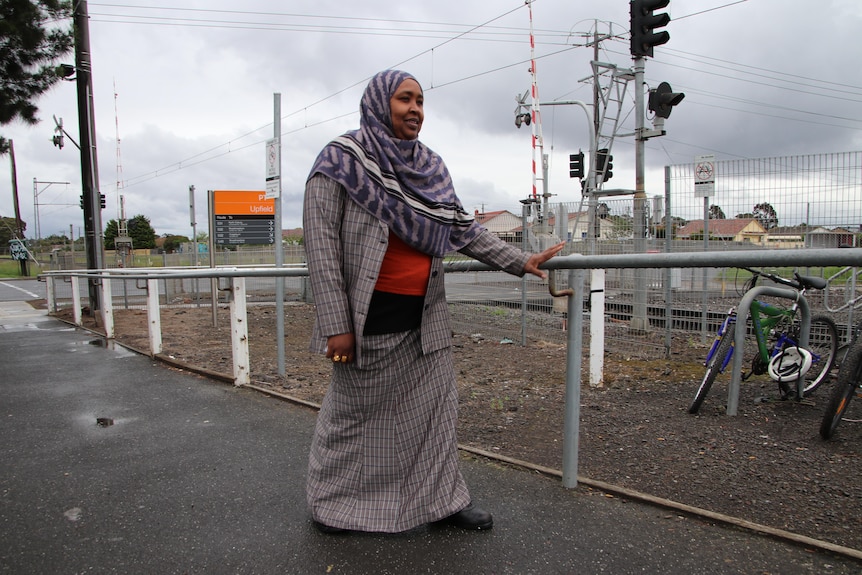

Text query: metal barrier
(41, 247), (862, 489)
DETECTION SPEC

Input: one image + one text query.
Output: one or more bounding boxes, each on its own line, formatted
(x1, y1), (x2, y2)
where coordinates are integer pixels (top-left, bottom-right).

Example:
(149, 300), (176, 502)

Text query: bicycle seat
(795, 274), (828, 290)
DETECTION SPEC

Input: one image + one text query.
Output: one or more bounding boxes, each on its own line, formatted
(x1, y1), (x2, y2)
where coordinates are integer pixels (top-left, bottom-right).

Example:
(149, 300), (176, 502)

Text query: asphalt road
(0, 278), (44, 301)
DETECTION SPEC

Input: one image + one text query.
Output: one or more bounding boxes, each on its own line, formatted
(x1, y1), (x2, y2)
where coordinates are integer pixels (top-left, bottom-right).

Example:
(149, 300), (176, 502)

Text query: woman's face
(389, 79), (424, 140)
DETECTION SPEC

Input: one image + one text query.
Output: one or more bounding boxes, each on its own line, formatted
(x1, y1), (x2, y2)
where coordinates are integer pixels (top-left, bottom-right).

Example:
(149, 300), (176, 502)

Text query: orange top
(374, 231), (432, 296)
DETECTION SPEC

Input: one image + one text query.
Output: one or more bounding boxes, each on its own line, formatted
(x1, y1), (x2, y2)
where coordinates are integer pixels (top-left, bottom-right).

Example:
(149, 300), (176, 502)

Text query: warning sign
(694, 155), (715, 198)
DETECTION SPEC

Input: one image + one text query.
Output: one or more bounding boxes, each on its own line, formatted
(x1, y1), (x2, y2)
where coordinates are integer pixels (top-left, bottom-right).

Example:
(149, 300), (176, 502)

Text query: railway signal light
(648, 82), (685, 118)
(630, 0), (671, 58)
(595, 149), (614, 182)
(569, 151), (584, 179)
(52, 117), (64, 149)
(100, 194), (106, 209)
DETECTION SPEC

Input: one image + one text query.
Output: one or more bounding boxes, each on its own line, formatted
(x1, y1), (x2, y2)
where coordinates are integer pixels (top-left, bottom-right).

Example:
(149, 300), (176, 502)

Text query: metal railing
(41, 247), (862, 489)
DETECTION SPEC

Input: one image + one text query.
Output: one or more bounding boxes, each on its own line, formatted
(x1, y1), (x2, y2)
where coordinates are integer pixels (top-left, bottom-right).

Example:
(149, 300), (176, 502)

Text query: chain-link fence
(41, 151), (861, 360)
(451, 151), (862, 354)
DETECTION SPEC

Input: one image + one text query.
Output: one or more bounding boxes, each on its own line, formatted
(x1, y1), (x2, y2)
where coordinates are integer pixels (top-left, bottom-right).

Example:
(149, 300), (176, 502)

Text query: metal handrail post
(562, 268), (586, 488)
(729, 286), (810, 415)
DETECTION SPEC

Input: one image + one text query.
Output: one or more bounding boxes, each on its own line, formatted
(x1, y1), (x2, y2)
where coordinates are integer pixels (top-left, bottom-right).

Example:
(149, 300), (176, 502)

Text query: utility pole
(629, 0), (682, 333)
(74, 0), (105, 311)
(632, 55), (650, 332)
(7, 141), (27, 276)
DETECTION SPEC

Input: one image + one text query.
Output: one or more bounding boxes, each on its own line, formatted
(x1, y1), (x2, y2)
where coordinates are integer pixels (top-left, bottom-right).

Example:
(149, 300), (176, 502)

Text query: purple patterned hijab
(308, 69), (481, 257)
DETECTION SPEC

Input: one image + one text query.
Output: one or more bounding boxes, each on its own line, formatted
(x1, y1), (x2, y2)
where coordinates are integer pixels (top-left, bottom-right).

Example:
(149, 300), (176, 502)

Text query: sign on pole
(694, 154), (715, 198)
(212, 190), (276, 246)
(9, 239), (28, 261)
(265, 138), (280, 199)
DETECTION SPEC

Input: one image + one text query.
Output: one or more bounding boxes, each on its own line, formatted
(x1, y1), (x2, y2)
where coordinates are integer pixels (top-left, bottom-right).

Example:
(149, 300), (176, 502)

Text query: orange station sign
(211, 190), (276, 245)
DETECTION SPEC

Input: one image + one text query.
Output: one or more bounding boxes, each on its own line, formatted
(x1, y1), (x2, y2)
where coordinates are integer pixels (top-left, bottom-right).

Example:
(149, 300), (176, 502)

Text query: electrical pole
(74, 0), (105, 311)
(7, 140), (27, 276)
(632, 55), (649, 333)
(629, 0), (680, 333)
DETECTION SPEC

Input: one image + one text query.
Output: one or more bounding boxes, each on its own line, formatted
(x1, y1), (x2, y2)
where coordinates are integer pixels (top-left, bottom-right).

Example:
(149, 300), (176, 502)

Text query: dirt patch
(58, 303), (862, 552)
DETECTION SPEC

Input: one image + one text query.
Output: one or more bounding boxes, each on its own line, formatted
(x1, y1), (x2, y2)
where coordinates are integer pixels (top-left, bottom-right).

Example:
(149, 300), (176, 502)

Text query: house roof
(474, 210), (514, 225)
(676, 218), (765, 237)
(768, 225), (807, 236)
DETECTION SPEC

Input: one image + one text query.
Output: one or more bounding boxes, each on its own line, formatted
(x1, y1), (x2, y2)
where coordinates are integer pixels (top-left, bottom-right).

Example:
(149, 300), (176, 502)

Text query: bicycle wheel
(689, 322), (736, 414)
(800, 314), (839, 396)
(819, 342), (862, 439)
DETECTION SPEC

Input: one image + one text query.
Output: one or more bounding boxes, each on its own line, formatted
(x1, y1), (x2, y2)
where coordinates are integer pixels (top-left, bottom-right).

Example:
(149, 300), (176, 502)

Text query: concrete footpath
(1, 301), (859, 575)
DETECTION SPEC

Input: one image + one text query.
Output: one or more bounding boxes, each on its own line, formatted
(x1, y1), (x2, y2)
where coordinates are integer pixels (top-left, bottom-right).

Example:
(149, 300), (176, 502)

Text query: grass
(0, 258), (36, 279)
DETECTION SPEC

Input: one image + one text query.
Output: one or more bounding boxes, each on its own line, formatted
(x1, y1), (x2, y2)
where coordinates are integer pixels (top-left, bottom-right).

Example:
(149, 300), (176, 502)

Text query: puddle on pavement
(67, 338), (136, 358)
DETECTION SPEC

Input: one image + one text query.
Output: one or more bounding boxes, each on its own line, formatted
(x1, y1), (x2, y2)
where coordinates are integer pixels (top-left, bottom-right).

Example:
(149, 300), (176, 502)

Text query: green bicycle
(689, 268), (839, 414)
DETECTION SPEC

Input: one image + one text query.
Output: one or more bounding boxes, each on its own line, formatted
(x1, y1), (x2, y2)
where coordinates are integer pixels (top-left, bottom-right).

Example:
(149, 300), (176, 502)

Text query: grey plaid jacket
(303, 174), (532, 367)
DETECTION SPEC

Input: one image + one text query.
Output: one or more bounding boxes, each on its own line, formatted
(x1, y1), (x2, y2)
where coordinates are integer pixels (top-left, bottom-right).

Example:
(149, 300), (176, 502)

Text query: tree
(105, 215), (156, 249)
(161, 234), (190, 253)
(752, 202), (778, 230)
(127, 215), (156, 249)
(0, 215), (26, 245)
(103, 218), (119, 247)
(708, 204), (725, 219)
(0, 0), (74, 151)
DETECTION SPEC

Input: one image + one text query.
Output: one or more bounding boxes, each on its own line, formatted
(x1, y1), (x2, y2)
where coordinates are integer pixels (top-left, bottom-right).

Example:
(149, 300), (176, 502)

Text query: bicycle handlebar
(738, 267), (801, 290)
(737, 267), (828, 292)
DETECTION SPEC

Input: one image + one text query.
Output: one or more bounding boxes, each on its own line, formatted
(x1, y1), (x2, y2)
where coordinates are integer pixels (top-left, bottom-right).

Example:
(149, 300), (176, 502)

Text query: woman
(303, 69), (564, 534)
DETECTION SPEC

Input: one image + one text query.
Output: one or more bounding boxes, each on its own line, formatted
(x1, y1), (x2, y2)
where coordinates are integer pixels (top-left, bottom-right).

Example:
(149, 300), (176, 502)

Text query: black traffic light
(630, 0), (671, 58)
(569, 151), (584, 179)
(79, 195), (84, 209)
(595, 149), (613, 182)
(100, 194), (106, 209)
(648, 81), (685, 118)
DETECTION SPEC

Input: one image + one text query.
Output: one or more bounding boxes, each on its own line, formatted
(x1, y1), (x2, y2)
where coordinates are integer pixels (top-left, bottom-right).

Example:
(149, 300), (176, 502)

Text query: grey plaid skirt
(306, 329), (471, 532)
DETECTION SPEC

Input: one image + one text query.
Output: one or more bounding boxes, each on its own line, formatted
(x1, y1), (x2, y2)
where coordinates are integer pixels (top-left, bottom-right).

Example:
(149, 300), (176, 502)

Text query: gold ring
(341, 356), (348, 363)
(333, 354), (341, 362)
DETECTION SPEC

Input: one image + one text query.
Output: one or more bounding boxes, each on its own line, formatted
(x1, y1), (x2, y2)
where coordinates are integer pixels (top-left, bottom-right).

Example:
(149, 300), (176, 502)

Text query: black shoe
(313, 520), (347, 534)
(439, 503), (493, 530)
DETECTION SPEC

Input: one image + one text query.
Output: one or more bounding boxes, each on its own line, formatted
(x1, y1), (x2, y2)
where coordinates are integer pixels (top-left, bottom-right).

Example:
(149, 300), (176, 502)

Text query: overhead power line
(102, 2), (859, 191)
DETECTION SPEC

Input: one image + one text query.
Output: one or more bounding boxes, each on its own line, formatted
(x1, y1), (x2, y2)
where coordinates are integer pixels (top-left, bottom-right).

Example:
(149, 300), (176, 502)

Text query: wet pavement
(1, 300), (860, 574)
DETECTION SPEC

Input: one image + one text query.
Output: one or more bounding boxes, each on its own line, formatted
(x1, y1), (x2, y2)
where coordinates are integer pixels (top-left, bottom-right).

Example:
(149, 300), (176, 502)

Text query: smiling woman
(389, 78), (424, 140)
(301, 69), (564, 535)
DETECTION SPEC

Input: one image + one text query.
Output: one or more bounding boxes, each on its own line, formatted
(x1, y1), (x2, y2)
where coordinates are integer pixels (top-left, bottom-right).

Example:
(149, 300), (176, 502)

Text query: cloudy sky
(2, 0), (861, 242)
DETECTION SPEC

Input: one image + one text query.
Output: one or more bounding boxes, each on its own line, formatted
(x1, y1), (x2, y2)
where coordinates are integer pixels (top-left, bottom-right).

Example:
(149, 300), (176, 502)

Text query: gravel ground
(57, 302), (862, 553)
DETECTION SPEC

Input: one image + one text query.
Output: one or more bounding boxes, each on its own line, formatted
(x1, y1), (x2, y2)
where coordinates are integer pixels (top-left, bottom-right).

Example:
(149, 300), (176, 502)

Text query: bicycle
(688, 267), (839, 414)
(819, 318), (862, 439)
